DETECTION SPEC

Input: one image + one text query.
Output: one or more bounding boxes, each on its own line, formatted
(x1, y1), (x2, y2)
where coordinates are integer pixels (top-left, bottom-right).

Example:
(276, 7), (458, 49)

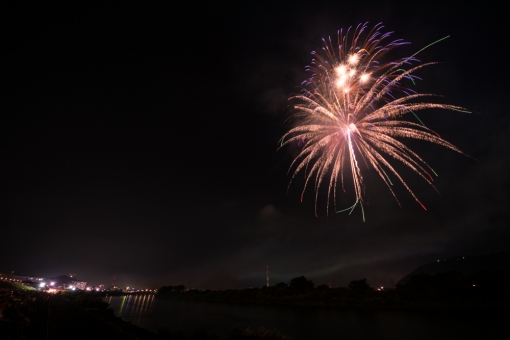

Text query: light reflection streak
(119, 296), (127, 313)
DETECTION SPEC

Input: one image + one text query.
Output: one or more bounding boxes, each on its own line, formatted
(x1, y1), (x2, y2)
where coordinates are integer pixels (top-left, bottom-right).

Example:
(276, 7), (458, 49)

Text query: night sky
(1, 2), (508, 290)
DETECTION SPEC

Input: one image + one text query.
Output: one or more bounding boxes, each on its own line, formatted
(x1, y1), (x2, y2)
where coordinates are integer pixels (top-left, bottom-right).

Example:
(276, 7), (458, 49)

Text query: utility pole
(266, 265), (269, 287)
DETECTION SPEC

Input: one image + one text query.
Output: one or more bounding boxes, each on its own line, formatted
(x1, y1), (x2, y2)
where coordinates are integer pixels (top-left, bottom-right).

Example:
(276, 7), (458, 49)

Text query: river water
(105, 294), (505, 339)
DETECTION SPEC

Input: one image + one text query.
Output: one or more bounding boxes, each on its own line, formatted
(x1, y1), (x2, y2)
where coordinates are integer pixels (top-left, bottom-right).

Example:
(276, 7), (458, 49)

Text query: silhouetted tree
(289, 276), (314, 290)
(174, 285), (186, 292)
(348, 278), (372, 292)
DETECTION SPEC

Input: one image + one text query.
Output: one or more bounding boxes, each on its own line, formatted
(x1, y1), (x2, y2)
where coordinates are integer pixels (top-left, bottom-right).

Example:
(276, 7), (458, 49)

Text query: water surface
(106, 295), (505, 339)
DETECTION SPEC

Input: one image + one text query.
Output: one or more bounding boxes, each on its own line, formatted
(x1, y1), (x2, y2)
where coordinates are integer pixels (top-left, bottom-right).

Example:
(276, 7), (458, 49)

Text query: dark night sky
(1, 2), (508, 290)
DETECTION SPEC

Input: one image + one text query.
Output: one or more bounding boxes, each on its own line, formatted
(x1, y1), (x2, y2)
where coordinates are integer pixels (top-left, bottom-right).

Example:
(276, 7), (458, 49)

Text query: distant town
(2, 251), (509, 296)
(0, 272), (156, 294)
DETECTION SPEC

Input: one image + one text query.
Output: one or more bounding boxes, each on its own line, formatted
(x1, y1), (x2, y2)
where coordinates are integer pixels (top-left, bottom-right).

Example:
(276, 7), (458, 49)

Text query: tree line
(157, 269), (510, 308)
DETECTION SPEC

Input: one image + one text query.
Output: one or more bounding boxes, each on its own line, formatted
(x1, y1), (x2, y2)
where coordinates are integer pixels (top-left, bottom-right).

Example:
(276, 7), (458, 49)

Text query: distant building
(46, 275), (87, 290)
(108, 285), (122, 291)
(1, 272), (87, 290)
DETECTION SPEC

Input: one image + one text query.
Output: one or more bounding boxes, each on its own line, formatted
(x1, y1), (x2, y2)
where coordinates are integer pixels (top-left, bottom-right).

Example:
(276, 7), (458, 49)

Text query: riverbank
(0, 289), (48, 338)
(107, 294), (508, 340)
(48, 294), (158, 339)
(1, 289), (157, 339)
(156, 271), (510, 310)
(156, 287), (510, 310)
(2, 289), (292, 340)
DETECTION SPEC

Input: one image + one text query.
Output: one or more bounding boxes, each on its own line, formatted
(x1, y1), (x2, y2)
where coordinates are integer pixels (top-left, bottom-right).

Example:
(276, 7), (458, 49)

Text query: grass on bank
(0, 280), (36, 290)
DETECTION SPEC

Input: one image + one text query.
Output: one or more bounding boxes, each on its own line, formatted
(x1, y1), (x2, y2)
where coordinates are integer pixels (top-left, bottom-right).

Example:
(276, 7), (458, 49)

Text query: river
(105, 294), (505, 339)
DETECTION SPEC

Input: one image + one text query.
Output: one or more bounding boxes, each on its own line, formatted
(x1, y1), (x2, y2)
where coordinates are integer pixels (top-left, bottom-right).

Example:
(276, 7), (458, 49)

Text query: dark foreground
(1, 290), (291, 339)
(3, 288), (508, 340)
(1, 289), (157, 339)
(47, 294), (157, 339)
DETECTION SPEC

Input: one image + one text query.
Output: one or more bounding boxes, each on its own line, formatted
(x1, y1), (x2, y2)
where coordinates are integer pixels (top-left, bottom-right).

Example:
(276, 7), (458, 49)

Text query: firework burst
(279, 23), (469, 220)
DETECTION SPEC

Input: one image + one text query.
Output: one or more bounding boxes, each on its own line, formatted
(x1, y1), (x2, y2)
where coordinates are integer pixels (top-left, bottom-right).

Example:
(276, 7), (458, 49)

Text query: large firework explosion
(280, 23), (469, 220)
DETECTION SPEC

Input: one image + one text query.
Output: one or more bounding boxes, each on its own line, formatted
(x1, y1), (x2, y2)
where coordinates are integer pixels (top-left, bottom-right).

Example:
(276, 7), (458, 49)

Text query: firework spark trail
(279, 22), (469, 219)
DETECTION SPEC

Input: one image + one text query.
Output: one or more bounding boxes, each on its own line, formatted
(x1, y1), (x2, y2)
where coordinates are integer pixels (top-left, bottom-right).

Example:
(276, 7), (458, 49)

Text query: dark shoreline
(156, 269), (510, 310)
(3, 286), (508, 340)
(155, 289), (510, 310)
(0, 289), (158, 339)
(61, 292), (159, 339)
(107, 293), (508, 340)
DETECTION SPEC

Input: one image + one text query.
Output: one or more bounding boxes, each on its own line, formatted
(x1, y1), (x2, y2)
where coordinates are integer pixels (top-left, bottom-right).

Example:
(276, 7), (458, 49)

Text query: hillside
(398, 251), (510, 285)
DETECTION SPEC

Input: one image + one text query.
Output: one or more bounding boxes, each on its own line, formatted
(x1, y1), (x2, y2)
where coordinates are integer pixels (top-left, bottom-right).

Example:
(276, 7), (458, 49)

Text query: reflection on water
(106, 295), (506, 340)
(106, 294), (155, 325)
